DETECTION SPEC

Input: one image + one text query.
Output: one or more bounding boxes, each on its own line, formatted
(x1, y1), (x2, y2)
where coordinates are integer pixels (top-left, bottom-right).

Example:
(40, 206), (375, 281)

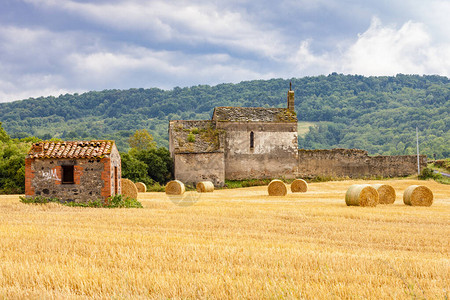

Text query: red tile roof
(27, 140), (115, 159)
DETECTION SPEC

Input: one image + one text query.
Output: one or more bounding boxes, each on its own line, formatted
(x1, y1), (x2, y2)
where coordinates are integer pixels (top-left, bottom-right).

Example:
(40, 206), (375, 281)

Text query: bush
(19, 194), (143, 208)
(418, 167), (434, 180)
(105, 194), (143, 208)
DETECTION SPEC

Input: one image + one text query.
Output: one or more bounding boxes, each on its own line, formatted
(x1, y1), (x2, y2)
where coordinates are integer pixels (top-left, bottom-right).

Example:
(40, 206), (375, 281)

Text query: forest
(0, 73), (448, 158)
(0, 74), (449, 193)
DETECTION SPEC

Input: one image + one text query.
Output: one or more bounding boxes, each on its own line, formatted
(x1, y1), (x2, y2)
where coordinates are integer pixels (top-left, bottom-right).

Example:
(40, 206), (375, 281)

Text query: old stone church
(169, 86), (298, 186)
(169, 85), (426, 187)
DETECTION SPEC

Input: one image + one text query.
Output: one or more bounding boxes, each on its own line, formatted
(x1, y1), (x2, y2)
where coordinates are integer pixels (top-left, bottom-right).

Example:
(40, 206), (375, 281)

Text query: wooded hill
(0, 74), (448, 158)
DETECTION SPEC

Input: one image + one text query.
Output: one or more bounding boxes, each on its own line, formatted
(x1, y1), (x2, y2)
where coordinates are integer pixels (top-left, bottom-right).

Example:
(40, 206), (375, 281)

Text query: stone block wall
(174, 152), (225, 187)
(297, 148), (427, 178)
(217, 122), (298, 180)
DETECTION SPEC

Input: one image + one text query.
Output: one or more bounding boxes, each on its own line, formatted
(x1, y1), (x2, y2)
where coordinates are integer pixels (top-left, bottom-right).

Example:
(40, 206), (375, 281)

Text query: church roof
(212, 107), (297, 122)
(169, 120), (223, 154)
(27, 140), (115, 159)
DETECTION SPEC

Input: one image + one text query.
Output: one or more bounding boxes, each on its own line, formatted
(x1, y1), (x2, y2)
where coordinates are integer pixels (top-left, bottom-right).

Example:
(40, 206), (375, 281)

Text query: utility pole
(416, 126), (420, 175)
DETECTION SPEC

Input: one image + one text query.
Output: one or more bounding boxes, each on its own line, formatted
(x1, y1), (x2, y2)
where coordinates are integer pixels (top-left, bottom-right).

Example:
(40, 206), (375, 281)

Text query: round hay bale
(403, 185), (433, 206)
(345, 184), (379, 207)
(291, 179), (308, 193)
(121, 178), (138, 199)
(196, 181), (214, 193)
(371, 184), (396, 204)
(165, 180), (185, 195)
(135, 182), (147, 193)
(268, 180), (287, 196)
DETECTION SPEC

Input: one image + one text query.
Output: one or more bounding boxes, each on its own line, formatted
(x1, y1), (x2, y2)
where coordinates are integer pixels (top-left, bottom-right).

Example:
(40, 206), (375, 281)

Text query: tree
(132, 147), (173, 184)
(128, 129), (156, 151)
(120, 152), (153, 185)
(0, 122), (9, 142)
(0, 139), (31, 194)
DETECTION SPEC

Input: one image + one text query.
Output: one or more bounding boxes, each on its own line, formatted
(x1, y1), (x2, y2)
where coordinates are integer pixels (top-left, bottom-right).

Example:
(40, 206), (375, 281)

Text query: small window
(250, 131), (254, 149)
(62, 165), (74, 184)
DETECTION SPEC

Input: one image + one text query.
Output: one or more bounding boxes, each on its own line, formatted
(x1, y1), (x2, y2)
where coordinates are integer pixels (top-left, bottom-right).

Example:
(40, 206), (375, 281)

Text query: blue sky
(0, 0), (449, 102)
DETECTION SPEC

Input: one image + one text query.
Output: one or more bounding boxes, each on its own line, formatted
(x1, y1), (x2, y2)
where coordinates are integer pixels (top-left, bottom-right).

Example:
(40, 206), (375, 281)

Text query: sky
(0, 0), (449, 103)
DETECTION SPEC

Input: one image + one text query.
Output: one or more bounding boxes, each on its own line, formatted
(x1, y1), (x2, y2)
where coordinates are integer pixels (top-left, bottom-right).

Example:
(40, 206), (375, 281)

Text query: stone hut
(25, 140), (121, 203)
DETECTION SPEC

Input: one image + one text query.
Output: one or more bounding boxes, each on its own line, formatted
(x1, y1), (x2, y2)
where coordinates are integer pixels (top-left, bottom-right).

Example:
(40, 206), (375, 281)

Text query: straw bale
(403, 185), (433, 206)
(268, 180), (287, 196)
(291, 179), (308, 193)
(196, 181), (214, 193)
(345, 184), (379, 207)
(135, 182), (147, 193)
(121, 178), (138, 199)
(371, 184), (396, 204)
(165, 180), (185, 195)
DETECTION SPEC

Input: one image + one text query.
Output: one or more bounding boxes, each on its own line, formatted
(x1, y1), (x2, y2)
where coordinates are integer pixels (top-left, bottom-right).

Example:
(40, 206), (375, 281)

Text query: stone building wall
(297, 148), (427, 178)
(216, 122), (298, 180)
(25, 145), (121, 203)
(174, 152), (225, 186)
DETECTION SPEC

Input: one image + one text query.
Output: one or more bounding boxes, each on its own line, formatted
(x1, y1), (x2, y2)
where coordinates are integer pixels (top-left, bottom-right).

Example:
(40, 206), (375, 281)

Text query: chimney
(287, 82), (294, 111)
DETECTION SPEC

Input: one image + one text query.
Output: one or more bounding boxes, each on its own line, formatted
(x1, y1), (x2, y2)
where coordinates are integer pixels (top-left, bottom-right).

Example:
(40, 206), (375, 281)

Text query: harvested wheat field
(0, 179), (449, 299)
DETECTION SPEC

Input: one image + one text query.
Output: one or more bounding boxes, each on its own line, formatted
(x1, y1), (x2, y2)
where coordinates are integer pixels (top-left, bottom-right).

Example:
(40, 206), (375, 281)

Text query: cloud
(340, 17), (450, 76)
(0, 1), (448, 102)
(23, 0), (286, 59)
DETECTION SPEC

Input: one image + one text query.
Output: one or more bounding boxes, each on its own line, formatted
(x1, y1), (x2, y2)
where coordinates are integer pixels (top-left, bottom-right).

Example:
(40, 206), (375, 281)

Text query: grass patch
(419, 166), (449, 185)
(19, 194), (143, 208)
(297, 121), (317, 137)
(224, 179), (272, 189)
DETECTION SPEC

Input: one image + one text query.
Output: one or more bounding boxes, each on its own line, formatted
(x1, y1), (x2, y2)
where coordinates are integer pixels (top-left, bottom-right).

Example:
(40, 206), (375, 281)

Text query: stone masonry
(25, 140), (121, 203)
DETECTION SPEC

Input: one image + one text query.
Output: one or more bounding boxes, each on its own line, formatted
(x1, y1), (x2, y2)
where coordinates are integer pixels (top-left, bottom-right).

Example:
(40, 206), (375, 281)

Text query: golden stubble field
(0, 179), (449, 299)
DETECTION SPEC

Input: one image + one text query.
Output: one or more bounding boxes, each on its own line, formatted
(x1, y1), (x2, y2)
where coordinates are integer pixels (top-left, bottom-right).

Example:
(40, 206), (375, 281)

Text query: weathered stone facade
(174, 152), (225, 187)
(169, 120), (225, 186)
(215, 122), (298, 180)
(25, 140), (121, 203)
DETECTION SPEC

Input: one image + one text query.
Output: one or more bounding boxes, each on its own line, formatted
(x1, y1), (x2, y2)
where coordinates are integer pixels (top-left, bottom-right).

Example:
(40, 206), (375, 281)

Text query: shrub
(19, 195), (143, 208)
(418, 167), (434, 180)
(187, 133), (196, 143)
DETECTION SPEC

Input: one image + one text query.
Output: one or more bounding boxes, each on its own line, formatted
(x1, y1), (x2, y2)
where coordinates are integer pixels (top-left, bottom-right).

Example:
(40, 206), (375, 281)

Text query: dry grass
(121, 178), (138, 199)
(135, 182), (147, 193)
(165, 180), (185, 195)
(345, 184), (379, 207)
(196, 181), (214, 193)
(372, 183), (396, 204)
(403, 185), (434, 206)
(0, 179), (449, 299)
(268, 179), (287, 196)
(291, 178), (308, 193)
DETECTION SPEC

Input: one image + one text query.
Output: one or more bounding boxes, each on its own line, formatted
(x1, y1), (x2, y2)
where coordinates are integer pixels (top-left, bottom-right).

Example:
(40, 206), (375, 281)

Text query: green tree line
(0, 74), (448, 157)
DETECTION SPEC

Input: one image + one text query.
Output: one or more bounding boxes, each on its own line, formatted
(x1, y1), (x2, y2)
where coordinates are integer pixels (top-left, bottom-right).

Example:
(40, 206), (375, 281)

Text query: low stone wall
(297, 148), (427, 178)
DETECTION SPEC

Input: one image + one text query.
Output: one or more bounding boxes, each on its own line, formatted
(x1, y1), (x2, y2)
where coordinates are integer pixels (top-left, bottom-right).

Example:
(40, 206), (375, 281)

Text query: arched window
(250, 131), (254, 149)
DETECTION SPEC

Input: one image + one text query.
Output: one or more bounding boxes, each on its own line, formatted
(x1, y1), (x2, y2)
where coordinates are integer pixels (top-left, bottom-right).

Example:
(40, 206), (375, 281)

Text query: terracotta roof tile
(27, 140), (115, 159)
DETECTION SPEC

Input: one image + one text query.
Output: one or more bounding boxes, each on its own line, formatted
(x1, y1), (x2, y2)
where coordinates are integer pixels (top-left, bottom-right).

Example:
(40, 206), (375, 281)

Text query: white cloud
(67, 46), (265, 89)
(340, 17), (450, 76)
(23, 0), (286, 58)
